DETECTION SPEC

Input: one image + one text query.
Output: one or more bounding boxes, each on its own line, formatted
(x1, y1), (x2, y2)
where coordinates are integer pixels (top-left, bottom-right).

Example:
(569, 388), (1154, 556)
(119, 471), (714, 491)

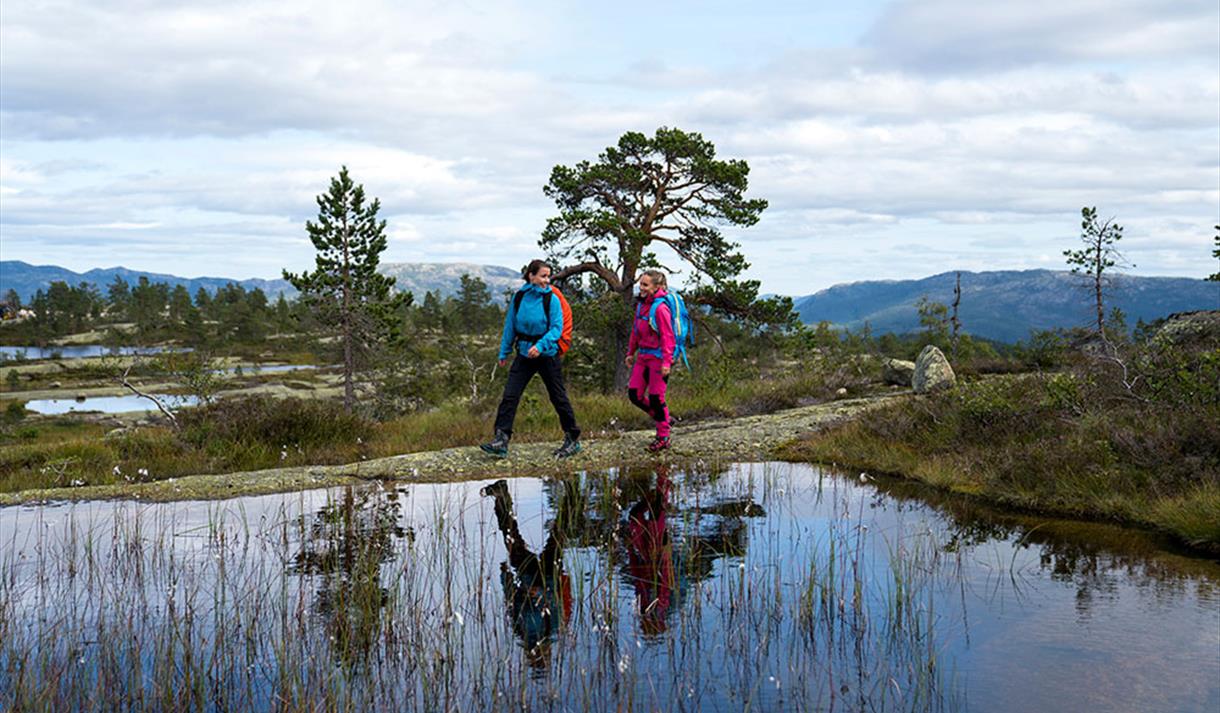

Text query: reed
(0, 464), (958, 712)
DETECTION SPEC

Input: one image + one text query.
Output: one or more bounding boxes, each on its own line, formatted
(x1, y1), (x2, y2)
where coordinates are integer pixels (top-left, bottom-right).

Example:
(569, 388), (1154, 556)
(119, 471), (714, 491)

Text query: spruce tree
(284, 167), (406, 411)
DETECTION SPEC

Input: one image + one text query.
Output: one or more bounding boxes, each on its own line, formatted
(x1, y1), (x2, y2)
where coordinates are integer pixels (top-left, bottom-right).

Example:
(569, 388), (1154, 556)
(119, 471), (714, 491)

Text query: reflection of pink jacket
(627, 290), (677, 369)
(627, 471), (673, 630)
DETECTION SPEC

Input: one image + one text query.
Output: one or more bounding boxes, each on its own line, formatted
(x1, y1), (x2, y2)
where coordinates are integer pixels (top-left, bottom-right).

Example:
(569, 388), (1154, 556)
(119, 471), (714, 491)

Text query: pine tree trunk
(612, 289), (635, 392)
(341, 214), (354, 412)
(1093, 255), (1105, 335)
(343, 312), (354, 411)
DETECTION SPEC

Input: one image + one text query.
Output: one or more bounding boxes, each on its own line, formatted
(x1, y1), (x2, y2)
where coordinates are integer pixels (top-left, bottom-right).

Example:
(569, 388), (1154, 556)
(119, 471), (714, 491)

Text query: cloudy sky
(1, 0), (1216, 295)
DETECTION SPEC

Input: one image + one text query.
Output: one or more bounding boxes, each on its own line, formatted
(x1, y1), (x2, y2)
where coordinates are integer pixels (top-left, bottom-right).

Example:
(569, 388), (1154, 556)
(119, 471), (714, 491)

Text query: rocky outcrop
(0, 394), (902, 505)
(913, 346), (955, 393)
(1154, 310), (1220, 347)
(883, 358), (915, 387)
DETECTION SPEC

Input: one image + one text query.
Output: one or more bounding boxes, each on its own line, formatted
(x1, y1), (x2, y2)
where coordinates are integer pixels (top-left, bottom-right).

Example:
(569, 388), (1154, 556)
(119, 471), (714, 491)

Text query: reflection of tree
(541, 475), (603, 548)
(864, 473), (1219, 610)
(290, 486), (411, 668)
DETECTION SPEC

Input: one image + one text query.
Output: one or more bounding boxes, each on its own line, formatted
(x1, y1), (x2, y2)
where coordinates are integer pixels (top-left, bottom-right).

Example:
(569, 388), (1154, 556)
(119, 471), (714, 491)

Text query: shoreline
(0, 395), (896, 506)
(4, 390), (1214, 559)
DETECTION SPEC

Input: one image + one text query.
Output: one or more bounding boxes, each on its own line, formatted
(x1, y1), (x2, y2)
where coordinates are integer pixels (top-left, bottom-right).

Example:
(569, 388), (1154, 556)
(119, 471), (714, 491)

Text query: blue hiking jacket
(498, 284), (564, 360)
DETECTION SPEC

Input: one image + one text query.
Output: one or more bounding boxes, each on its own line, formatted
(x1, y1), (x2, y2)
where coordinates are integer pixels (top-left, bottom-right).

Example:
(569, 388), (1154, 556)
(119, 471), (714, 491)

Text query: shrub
(179, 396), (373, 451)
(4, 400), (26, 422)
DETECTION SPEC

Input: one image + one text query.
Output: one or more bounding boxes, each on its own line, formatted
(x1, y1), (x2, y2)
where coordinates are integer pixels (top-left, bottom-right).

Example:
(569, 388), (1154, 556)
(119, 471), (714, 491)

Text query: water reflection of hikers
(625, 270), (676, 452)
(481, 259), (582, 460)
(481, 478), (572, 670)
(624, 467), (675, 635)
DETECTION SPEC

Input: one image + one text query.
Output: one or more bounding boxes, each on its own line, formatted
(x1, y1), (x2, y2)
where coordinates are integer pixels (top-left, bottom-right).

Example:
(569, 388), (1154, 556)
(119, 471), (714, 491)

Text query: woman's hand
(498, 358), (508, 368)
(661, 365), (671, 377)
(625, 353), (635, 367)
(527, 346), (541, 358)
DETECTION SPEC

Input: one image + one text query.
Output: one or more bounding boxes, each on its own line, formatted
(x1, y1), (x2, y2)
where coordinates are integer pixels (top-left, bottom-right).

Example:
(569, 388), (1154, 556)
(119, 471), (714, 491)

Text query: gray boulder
(913, 346), (955, 394)
(882, 358), (915, 386)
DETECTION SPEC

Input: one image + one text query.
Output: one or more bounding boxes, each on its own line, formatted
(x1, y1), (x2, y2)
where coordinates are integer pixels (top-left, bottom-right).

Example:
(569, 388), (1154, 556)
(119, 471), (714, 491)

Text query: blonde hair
(640, 270), (668, 289)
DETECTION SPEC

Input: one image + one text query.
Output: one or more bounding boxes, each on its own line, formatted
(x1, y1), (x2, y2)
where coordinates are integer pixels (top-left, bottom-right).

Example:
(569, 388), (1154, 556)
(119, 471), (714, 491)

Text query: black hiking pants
(491, 489), (563, 586)
(493, 355), (581, 439)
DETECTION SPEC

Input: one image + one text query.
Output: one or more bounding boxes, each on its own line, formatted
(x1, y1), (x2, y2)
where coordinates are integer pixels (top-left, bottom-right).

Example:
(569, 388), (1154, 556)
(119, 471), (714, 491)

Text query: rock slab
(913, 346), (955, 393)
(882, 358), (915, 386)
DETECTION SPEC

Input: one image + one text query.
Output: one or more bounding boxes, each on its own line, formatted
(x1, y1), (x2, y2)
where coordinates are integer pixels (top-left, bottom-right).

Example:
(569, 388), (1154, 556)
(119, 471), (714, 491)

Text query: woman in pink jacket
(625, 270), (676, 452)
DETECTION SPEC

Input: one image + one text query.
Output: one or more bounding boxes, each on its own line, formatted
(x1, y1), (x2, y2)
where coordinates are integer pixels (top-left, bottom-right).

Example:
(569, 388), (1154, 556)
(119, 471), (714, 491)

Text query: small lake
(1, 462), (1216, 712)
(0, 345), (187, 361)
(23, 394), (200, 414)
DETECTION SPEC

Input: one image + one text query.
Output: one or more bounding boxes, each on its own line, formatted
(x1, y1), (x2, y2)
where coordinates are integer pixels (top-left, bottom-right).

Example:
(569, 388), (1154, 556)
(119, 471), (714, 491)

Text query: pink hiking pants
(627, 354), (670, 438)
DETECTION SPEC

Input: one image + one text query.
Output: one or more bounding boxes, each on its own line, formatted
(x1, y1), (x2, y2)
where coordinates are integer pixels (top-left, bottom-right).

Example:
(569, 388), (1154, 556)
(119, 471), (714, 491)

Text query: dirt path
(0, 394), (900, 505)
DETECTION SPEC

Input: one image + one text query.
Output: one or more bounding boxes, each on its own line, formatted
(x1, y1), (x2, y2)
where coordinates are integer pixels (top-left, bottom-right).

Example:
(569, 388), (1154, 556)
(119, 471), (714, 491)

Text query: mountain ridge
(3, 262), (1215, 342)
(794, 269), (1218, 342)
(0, 260), (524, 303)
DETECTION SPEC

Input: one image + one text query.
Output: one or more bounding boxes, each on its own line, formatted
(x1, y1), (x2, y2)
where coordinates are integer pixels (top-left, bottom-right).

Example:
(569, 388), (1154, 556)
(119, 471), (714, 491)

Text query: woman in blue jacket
(481, 259), (582, 459)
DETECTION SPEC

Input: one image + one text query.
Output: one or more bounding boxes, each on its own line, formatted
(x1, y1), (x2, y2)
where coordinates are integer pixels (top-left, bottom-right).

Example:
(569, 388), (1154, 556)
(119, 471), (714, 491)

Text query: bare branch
(691, 313), (726, 355)
(117, 364), (179, 429)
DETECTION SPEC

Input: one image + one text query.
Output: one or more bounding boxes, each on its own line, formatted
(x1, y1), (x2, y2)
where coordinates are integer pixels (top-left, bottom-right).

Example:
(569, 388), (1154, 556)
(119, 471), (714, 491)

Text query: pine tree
(542, 127), (794, 388)
(1064, 206), (1131, 335)
(284, 167), (407, 411)
(107, 275), (131, 320)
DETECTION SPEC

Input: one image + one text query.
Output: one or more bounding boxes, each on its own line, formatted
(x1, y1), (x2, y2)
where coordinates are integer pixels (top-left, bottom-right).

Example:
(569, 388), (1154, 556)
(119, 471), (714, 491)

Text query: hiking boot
(553, 434), (582, 459)
(646, 436), (671, 453)
(480, 478), (509, 498)
(479, 430), (510, 458)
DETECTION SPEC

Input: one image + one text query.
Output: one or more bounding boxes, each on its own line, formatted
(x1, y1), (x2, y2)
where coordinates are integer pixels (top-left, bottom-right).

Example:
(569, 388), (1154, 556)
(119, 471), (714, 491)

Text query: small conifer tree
(1064, 207), (1131, 335)
(284, 167), (407, 411)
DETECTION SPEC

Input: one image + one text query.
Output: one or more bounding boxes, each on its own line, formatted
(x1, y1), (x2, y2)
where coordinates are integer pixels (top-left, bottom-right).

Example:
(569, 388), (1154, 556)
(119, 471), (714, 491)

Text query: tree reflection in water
(290, 485), (412, 668)
(868, 473), (1219, 616)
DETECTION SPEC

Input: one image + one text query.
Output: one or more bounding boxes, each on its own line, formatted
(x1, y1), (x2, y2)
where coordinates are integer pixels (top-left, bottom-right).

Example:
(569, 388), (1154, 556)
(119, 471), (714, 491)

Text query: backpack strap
(646, 295), (672, 334)
(512, 290), (525, 321)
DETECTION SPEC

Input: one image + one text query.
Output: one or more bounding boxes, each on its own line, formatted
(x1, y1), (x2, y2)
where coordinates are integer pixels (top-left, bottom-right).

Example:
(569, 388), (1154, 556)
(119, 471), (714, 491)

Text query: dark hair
(523, 259), (552, 281)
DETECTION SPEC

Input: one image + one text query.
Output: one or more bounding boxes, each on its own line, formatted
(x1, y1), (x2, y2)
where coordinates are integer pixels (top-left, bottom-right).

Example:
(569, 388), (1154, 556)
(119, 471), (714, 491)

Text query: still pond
(1, 462), (1216, 711)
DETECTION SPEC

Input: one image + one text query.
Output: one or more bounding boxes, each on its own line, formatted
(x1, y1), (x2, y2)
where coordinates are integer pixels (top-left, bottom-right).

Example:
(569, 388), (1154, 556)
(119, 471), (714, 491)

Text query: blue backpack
(640, 291), (692, 369)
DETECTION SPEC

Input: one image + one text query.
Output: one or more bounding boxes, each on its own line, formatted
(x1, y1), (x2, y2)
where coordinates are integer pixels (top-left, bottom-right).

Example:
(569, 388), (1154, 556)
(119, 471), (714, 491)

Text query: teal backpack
(639, 291), (692, 369)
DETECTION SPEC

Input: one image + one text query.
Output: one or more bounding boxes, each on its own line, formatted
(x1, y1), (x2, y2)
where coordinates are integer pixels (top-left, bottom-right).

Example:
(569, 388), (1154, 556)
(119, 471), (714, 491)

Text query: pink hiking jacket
(627, 290), (677, 369)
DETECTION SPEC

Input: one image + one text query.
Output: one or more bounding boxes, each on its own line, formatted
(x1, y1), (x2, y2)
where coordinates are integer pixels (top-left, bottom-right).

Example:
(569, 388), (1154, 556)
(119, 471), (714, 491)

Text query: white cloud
(1, 0), (1216, 293)
(865, 0), (1218, 71)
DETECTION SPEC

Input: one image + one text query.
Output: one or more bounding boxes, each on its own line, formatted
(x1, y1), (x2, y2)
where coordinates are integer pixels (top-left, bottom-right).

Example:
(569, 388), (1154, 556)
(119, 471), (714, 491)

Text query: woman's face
(529, 266), (551, 288)
(638, 275), (658, 298)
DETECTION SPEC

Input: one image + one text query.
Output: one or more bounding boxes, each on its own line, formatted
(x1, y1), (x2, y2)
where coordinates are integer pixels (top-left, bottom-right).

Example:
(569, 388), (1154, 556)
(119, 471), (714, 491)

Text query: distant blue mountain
(0, 260), (523, 304)
(0, 261), (297, 302)
(794, 269), (1219, 343)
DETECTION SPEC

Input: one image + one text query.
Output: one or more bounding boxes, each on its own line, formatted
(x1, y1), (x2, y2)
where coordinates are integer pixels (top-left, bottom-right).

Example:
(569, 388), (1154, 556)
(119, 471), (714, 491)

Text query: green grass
(780, 371), (1220, 552)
